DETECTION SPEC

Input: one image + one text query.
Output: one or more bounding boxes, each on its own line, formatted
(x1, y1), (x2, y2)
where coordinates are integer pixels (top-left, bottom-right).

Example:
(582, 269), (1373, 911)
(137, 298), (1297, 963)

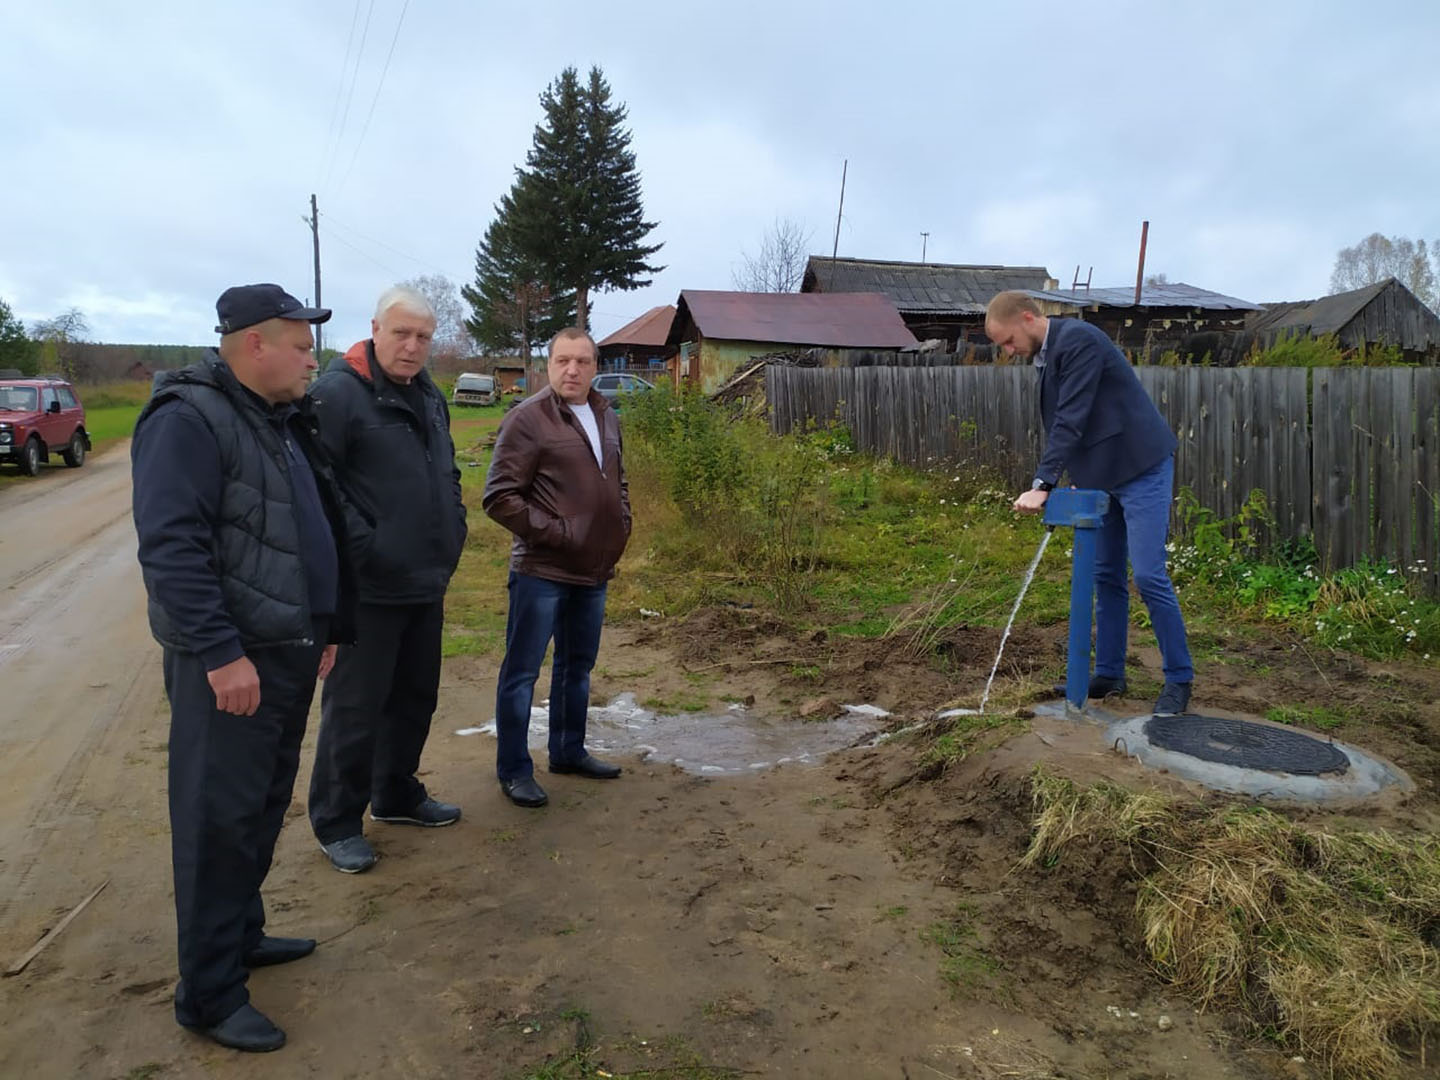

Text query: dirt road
(0, 446), (163, 934)
(0, 451), (1265, 1079)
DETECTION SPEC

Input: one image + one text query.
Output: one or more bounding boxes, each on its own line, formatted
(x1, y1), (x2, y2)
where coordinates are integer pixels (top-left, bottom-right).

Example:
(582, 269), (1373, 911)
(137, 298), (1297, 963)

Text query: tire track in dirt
(0, 446), (161, 935)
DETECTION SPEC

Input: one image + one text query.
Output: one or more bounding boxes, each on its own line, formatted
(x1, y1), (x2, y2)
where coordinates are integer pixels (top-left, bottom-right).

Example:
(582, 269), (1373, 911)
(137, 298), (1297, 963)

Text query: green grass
(1266, 704), (1349, 731)
(921, 903), (1003, 995)
(921, 712), (1029, 767)
(510, 1012), (742, 1080)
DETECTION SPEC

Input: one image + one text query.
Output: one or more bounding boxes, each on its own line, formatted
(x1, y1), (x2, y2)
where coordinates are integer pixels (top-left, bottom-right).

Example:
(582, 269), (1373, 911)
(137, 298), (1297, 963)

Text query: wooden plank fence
(767, 364), (1440, 593)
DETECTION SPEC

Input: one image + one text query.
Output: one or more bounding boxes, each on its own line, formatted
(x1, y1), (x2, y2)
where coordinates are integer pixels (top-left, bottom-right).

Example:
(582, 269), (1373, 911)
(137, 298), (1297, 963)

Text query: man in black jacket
(132, 284), (355, 1053)
(307, 284), (467, 873)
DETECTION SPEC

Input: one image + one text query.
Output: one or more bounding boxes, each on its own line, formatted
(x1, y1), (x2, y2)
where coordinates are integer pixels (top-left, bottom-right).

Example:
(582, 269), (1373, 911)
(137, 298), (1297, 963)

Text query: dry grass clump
(1024, 769), (1440, 1079)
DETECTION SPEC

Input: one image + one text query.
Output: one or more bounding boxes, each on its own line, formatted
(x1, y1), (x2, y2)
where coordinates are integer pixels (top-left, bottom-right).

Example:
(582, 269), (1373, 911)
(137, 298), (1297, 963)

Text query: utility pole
(920, 231), (929, 264)
(828, 159), (847, 289)
(308, 193), (324, 354)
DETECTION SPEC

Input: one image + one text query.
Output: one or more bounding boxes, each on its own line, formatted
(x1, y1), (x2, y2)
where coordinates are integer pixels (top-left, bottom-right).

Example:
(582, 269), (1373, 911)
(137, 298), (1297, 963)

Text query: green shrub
(1244, 332), (1408, 368)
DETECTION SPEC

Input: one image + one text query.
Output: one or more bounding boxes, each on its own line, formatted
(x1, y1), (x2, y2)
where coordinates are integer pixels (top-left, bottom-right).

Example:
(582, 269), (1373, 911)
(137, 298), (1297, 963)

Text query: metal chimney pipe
(1134, 220), (1149, 305)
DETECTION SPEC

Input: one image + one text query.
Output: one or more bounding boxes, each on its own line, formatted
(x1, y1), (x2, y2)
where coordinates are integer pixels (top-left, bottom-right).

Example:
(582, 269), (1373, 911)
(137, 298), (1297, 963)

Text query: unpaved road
(0, 446), (163, 933)
(0, 451), (1264, 1080)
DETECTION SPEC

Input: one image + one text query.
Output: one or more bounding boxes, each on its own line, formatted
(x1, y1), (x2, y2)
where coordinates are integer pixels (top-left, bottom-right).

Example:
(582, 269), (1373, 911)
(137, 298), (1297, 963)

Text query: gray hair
(374, 284), (436, 323)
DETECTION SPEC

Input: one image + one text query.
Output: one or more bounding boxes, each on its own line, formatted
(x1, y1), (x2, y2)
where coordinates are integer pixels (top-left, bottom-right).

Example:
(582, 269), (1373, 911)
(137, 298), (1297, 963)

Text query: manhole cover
(1143, 715), (1350, 776)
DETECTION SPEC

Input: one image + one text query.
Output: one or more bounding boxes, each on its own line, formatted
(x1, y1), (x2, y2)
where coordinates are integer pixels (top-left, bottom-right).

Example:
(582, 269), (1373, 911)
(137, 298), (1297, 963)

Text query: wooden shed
(1026, 282), (1260, 363)
(1246, 278), (1440, 363)
(802, 256), (1056, 348)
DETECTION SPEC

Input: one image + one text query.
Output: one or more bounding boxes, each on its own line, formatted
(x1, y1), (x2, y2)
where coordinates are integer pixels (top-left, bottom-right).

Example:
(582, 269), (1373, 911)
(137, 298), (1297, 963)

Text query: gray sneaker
(1153, 682), (1193, 717)
(320, 834), (377, 874)
(370, 797), (461, 827)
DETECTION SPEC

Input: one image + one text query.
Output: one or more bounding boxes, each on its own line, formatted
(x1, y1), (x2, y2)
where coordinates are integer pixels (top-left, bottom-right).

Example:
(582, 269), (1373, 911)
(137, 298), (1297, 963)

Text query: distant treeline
(63, 342), (212, 382)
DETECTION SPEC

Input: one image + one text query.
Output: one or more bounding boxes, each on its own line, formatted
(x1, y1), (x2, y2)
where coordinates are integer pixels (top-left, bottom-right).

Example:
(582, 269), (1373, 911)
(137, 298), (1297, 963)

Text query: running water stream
(945, 527), (1054, 717)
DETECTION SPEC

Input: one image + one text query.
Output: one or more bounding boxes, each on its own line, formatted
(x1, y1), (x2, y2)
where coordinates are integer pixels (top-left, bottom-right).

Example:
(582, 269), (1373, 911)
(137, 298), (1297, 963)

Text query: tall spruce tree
(461, 204), (574, 382)
(0, 297), (39, 375)
(508, 65), (663, 326)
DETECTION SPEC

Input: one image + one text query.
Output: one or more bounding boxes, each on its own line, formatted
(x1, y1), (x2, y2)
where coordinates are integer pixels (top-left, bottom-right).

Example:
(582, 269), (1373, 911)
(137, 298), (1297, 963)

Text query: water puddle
(458, 693), (887, 775)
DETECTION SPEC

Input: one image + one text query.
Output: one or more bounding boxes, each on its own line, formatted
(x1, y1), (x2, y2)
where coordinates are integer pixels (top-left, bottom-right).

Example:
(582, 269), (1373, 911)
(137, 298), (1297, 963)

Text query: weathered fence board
(767, 364), (1440, 591)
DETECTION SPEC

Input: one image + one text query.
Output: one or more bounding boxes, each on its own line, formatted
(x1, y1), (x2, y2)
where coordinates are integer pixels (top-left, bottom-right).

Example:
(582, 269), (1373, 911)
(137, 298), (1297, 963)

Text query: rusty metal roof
(597, 305), (675, 348)
(1026, 282), (1260, 311)
(802, 256), (1055, 314)
(669, 290), (918, 349)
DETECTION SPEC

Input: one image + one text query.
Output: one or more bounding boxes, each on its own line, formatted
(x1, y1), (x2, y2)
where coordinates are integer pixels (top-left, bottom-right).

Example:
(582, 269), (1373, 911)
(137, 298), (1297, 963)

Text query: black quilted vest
(137, 353), (344, 651)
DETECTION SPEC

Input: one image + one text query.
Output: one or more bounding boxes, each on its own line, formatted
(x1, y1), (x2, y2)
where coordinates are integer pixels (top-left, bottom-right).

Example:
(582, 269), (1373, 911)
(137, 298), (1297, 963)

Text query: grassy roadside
(1025, 770), (1440, 1078)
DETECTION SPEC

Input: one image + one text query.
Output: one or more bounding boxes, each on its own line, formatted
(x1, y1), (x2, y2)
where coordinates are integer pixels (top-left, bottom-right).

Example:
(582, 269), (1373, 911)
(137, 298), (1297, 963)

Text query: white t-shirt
(573, 402), (603, 466)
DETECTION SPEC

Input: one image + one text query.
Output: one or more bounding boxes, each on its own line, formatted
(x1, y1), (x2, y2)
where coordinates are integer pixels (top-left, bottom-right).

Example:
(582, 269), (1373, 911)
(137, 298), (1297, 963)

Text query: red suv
(0, 375), (91, 475)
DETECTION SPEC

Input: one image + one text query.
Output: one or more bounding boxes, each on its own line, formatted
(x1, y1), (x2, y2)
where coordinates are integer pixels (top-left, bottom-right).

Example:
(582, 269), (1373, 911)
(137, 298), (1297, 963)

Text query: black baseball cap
(214, 283), (332, 334)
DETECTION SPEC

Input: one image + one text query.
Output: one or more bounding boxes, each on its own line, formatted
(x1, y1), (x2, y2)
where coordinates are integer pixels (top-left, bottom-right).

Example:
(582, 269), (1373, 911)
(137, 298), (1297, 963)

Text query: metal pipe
(1134, 220), (1149, 306)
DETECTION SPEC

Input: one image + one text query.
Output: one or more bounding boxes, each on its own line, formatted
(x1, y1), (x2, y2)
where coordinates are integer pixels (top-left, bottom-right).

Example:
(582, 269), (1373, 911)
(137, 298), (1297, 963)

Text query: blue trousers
(494, 571), (608, 781)
(1093, 455), (1194, 685)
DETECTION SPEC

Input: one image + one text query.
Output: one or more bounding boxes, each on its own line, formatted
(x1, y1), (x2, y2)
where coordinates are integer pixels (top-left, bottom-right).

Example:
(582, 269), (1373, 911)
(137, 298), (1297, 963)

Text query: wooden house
(801, 256), (1056, 348)
(597, 305), (676, 371)
(1026, 282), (1260, 362)
(665, 290), (918, 394)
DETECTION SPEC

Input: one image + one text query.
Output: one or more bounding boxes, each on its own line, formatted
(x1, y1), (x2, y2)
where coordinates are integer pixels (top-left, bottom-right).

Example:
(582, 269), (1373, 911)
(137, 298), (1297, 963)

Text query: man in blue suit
(985, 290), (1193, 717)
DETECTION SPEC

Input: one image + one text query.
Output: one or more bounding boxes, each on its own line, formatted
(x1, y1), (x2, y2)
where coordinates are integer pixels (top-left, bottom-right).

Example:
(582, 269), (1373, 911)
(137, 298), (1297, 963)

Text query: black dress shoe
(501, 776), (549, 807)
(243, 936), (316, 968)
(549, 753), (622, 779)
(182, 1002), (286, 1052)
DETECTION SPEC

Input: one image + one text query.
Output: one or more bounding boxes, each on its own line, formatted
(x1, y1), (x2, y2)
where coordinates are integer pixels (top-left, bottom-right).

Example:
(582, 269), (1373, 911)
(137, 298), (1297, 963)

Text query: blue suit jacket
(1035, 317), (1177, 490)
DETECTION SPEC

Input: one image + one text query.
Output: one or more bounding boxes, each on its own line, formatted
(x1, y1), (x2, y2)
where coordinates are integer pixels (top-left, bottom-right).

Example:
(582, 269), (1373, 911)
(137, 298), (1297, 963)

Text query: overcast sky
(2, 0), (1437, 348)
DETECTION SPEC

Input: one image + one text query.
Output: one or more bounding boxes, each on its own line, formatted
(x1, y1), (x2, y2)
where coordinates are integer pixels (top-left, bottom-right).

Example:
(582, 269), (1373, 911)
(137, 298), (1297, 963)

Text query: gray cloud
(2, 0), (1436, 346)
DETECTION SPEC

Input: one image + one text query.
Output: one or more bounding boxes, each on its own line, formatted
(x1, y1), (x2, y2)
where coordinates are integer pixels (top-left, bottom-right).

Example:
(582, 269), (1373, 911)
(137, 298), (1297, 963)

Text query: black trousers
(308, 600), (443, 844)
(165, 629), (324, 1028)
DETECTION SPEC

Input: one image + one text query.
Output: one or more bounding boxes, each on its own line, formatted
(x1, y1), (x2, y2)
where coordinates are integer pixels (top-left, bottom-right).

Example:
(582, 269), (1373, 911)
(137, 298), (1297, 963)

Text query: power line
(320, 223), (407, 278)
(321, 0), (378, 194)
(320, 210), (453, 277)
(333, 0), (410, 199)
(317, 0), (363, 186)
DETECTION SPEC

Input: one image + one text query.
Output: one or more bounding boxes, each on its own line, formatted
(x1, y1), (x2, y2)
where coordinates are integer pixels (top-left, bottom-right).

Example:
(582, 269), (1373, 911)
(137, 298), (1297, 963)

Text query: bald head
(984, 291), (1048, 360)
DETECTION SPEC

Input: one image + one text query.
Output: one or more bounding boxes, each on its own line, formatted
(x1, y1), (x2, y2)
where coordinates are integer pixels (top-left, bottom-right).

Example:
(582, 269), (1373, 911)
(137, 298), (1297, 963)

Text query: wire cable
(322, 0), (378, 195)
(320, 210), (455, 278)
(333, 0), (410, 199)
(321, 223), (407, 278)
(316, 0), (362, 188)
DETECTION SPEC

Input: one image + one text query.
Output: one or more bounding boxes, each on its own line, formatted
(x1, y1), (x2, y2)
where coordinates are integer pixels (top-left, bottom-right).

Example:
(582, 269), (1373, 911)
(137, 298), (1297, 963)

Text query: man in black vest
(132, 284), (356, 1053)
(307, 284), (467, 873)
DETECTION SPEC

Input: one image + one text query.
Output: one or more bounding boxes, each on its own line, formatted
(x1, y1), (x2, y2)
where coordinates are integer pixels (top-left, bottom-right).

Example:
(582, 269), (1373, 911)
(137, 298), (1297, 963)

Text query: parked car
(591, 372), (655, 407)
(0, 375), (90, 476)
(452, 372), (499, 407)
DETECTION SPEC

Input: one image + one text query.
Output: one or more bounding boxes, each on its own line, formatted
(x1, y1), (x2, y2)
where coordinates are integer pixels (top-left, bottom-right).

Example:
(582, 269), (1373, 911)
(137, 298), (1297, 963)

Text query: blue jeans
(494, 571), (608, 781)
(1093, 455), (1194, 685)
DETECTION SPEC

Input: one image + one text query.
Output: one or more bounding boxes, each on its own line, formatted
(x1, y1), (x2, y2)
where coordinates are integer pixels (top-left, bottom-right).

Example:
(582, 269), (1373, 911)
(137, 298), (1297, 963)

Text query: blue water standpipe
(1041, 489), (1111, 713)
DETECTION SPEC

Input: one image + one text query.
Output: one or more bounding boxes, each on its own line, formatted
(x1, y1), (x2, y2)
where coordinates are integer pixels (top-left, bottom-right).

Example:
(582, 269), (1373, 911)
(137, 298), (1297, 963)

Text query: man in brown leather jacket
(483, 327), (631, 807)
